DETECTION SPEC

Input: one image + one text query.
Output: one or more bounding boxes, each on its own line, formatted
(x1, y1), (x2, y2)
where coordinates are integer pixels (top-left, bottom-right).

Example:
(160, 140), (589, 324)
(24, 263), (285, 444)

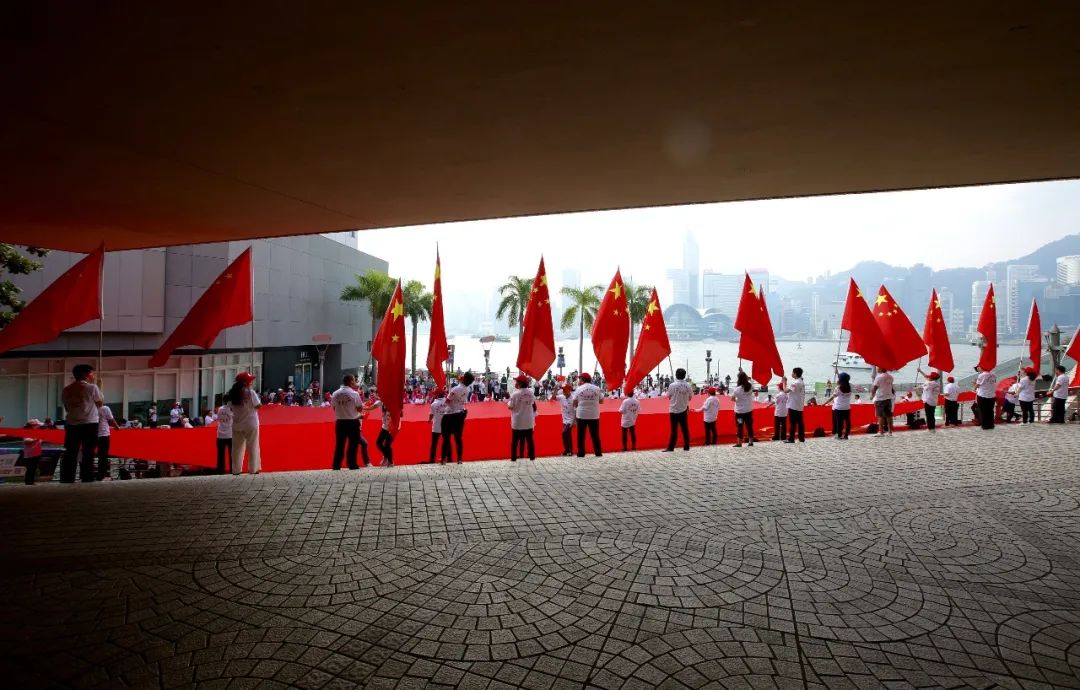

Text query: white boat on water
(833, 352), (874, 370)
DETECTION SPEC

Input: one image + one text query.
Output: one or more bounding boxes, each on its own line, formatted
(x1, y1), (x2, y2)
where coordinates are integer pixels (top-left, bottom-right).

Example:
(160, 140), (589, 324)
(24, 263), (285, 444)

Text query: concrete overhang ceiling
(2, 3), (1079, 252)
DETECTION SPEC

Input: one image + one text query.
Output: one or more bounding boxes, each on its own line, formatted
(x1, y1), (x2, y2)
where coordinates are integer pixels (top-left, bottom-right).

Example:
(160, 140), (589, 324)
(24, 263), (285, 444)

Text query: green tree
(495, 275), (533, 338)
(402, 279), (434, 375)
(559, 285), (602, 372)
(340, 268), (397, 368)
(625, 282), (653, 360)
(0, 245), (50, 327)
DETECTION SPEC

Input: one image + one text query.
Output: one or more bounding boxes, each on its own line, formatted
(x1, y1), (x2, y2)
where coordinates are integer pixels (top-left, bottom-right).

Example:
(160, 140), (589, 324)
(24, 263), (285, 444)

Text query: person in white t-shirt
(1017, 367), (1037, 424)
(442, 372), (473, 464)
(556, 384), (576, 456)
(871, 368), (895, 436)
(169, 401), (184, 428)
(331, 374), (369, 470)
(916, 368), (942, 431)
(942, 375), (961, 426)
(95, 403), (119, 480)
(1002, 380), (1019, 423)
(572, 373), (603, 457)
(428, 389), (448, 463)
(215, 401), (233, 473)
(1049, 364), (1070, 423)
(822, 372), (852, 440)
(228, 372), (262, 474)
(663, 368), (693, 452)
(619, 394), (641, 451)
(60, 363), (104, 483)
(784, 368), (806, 443)
(769, 382), (789, 441)
(695, 387), (720, 446)
(507, 375), (538, 461)
(730, 372), (756, 447)
(973, 366), (997, 430)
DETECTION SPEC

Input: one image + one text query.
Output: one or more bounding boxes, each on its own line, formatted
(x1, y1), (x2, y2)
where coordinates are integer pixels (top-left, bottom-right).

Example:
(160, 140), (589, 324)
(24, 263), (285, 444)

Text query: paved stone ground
(2, 424), (1080, 689)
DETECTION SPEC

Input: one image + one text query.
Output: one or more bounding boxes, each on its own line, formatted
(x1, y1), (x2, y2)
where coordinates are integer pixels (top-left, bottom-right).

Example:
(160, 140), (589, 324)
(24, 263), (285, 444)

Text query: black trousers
(1020, 400), (1035, 424)
(429, 432), (447, 463)
(773, 416), (787, 441)
(576, 418), (602, 457)
(61, 422), (98, 483)
(924, 404), (936, 430)
(561, 423), (574, 455)
(96, 435), (111, 480)
(1002, 401), (1017, 422)
(621, 425), (637, 450)
(216, 437), (232, 474)
(787, 409), (805, 442)
(441, 412), (465, 461)
(511, 428), (535, 460)
(735, 412), (755, 441)
(944, 399), (960, 425)
(833, 409), (851, 438)
(1050, 397), (1066, 423)
(702, 420), (716, 446)
(376, 429), (394, 463)
(977, 395), (995, 429)
(332, 419), (368, 469)
(666, 411), (690, 450)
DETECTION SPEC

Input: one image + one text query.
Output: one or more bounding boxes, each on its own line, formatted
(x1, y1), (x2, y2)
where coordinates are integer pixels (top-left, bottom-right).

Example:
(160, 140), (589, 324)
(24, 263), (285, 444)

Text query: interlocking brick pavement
(2, 424), (1080, 688)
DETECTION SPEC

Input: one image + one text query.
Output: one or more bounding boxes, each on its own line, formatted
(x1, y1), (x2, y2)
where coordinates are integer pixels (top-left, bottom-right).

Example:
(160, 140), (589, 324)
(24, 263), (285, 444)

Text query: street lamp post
(705, 349), (712, 382)
(557, 346), (565, 378)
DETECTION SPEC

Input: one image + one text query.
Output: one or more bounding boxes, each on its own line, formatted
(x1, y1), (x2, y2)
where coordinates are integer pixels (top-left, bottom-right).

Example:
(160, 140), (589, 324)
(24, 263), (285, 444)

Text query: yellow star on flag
(646, 300), (658, 316)
(934, 298), (942, 310)
(644, 324), (651, 330)
(434, 264), (441, 280)
(856, 289), (864, 298)
(391, 300), (404, 320)
(224, 273), (232, 279)
(391, 334), (400, 342)
(610, 281), (623, 299)
(748, 283), (757, 297)
(540, 274), (548, 286)
(613, 309), (620, 316)
(875, 294), (888, 306)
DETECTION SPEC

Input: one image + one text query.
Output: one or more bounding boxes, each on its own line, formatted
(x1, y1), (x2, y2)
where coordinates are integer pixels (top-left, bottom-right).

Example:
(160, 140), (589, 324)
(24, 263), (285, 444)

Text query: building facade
(1005, 264), (1039, 334)
(0, 235), (387, 425)
(1056, 255), (1080, 285)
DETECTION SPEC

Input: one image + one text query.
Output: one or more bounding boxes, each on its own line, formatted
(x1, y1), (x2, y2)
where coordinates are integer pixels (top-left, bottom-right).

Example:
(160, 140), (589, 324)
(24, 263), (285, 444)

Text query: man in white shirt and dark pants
(870, 368), (894, 436)
(943, 376), (961, 426)
(663, 368), (693, 452)
(215, 399), (233, 474)
(974, 366), (998, 429)
(331, 373), (369, 470)
(442, 372), (473, 463)
(1049, 364), (1070, 423)
(785, 368), (806, 443)
(95, 402), (119, 480)
(572, 373), (603, 457)
(60, 364), (104, 483)
(557, 384), (576, 456)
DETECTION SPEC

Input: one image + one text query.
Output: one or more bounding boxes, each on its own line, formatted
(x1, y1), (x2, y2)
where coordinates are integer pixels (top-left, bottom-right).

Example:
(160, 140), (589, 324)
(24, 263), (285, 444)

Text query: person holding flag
(60, 363), (104, 483)
(330, 373), (370, 470)
(916, 368), (941, 431)
(619, 393), (641, 451)
(662, 368), (692, 452)
(1017, 367), (1038, 424)
(572, 372), (603, 457)
(227, 371), (261, 474)
(507, 374), (537, 461)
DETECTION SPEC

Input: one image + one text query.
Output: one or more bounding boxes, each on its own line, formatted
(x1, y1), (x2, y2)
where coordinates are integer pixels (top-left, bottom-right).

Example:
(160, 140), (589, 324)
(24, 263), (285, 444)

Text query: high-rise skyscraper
(683, 232), (700, 309)
(1005, 265), (1039, 334)
(1056, 255), (1080, 285)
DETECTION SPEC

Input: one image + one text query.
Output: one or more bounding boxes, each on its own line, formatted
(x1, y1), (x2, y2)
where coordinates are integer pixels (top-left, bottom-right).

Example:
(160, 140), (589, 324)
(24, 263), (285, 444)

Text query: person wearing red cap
(428, 389), (448, 463)
(943, 375), (960, 425)
(508, 375), (537, 461)
(619, 393), (641, 451)
(973, 365), (997, 430)
(1017, 367), (1037, 424)
(227, 371), (262, 474)
(572, 372), (603, 457)
(695, 387), (720, 446)
(917, 368), (942, 431)
(557, 383), (576, 456)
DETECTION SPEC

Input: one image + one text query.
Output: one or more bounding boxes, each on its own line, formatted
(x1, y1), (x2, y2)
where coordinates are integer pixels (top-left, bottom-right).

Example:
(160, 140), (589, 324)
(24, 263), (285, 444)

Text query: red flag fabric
(373, 281), (406, 434)
(0, 244), (105, 355)
(1066, 325), (1080, 386)
(921, 288), (954, 373)
(149, 248), (253, 367)
(841, 278), (895, 369)
(623, 288), (672, 396)
(516, 257), (556, 380)
(1025, 298), (1041, 375)
(591, 269), (630, 391)
(976, 284), (997, 371)
(873, 285), (926, 368)
(426, 251), (449, 390)
(734, 274), (783, 385)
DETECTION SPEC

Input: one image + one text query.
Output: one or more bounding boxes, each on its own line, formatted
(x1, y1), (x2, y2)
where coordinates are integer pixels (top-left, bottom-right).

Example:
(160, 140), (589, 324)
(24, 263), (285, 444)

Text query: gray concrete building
(0, 235), (386, 425)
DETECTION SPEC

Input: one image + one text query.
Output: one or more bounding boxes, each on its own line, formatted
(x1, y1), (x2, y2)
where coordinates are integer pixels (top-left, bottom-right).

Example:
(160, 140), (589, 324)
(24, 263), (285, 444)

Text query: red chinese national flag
(1025, 298), (1041, 375)
(516, 257), (556, 380)
(1066, 325), (1080, 386)
(976, 283), (997, 371)
(734, 274), (782, 385)
(149, 248), (253, 367)
(841, 278), (895, 370)
(922, 289), (954, 373)
(372, 281), (406, 433)
(624, 288), (671, 396)
(591, 269), (630, 391)
(873, 285), (926, 368)
(0, 244), (105, 355)
(756, 284), (784, 382)
(426, 251), (449, 390)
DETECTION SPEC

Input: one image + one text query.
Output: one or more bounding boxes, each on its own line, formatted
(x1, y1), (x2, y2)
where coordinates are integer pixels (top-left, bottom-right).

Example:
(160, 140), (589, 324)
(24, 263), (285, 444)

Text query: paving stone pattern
(2, 425), (1080, 688)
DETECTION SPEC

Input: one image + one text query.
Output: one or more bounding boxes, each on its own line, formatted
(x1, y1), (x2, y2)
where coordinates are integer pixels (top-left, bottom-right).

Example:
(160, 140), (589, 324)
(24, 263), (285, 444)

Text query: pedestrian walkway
(2, 425), (1079, 688)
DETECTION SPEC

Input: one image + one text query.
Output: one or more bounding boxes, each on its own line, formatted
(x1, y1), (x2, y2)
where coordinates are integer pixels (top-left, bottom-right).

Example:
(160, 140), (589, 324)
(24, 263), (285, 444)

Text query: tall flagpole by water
(97, 246), (105, 375)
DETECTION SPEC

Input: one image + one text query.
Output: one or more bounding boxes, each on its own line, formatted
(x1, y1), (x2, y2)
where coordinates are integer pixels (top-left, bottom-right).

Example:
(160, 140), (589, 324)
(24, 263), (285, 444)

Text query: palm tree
(495, 275), (533, 338)
(625, 282), (653, 360)
(402, 279), (434, 375)
(560, 285), (603, 372)
(340, 268), (397, 369)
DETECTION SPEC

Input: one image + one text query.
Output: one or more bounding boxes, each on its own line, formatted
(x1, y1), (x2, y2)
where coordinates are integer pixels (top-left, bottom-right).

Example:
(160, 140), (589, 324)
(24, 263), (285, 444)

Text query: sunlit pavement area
(2, 425), (1080, 689)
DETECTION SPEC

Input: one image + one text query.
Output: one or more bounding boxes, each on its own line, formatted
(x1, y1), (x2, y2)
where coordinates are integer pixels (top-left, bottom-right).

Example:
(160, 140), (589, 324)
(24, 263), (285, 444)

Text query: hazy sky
(355, 179), (1080, 305)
